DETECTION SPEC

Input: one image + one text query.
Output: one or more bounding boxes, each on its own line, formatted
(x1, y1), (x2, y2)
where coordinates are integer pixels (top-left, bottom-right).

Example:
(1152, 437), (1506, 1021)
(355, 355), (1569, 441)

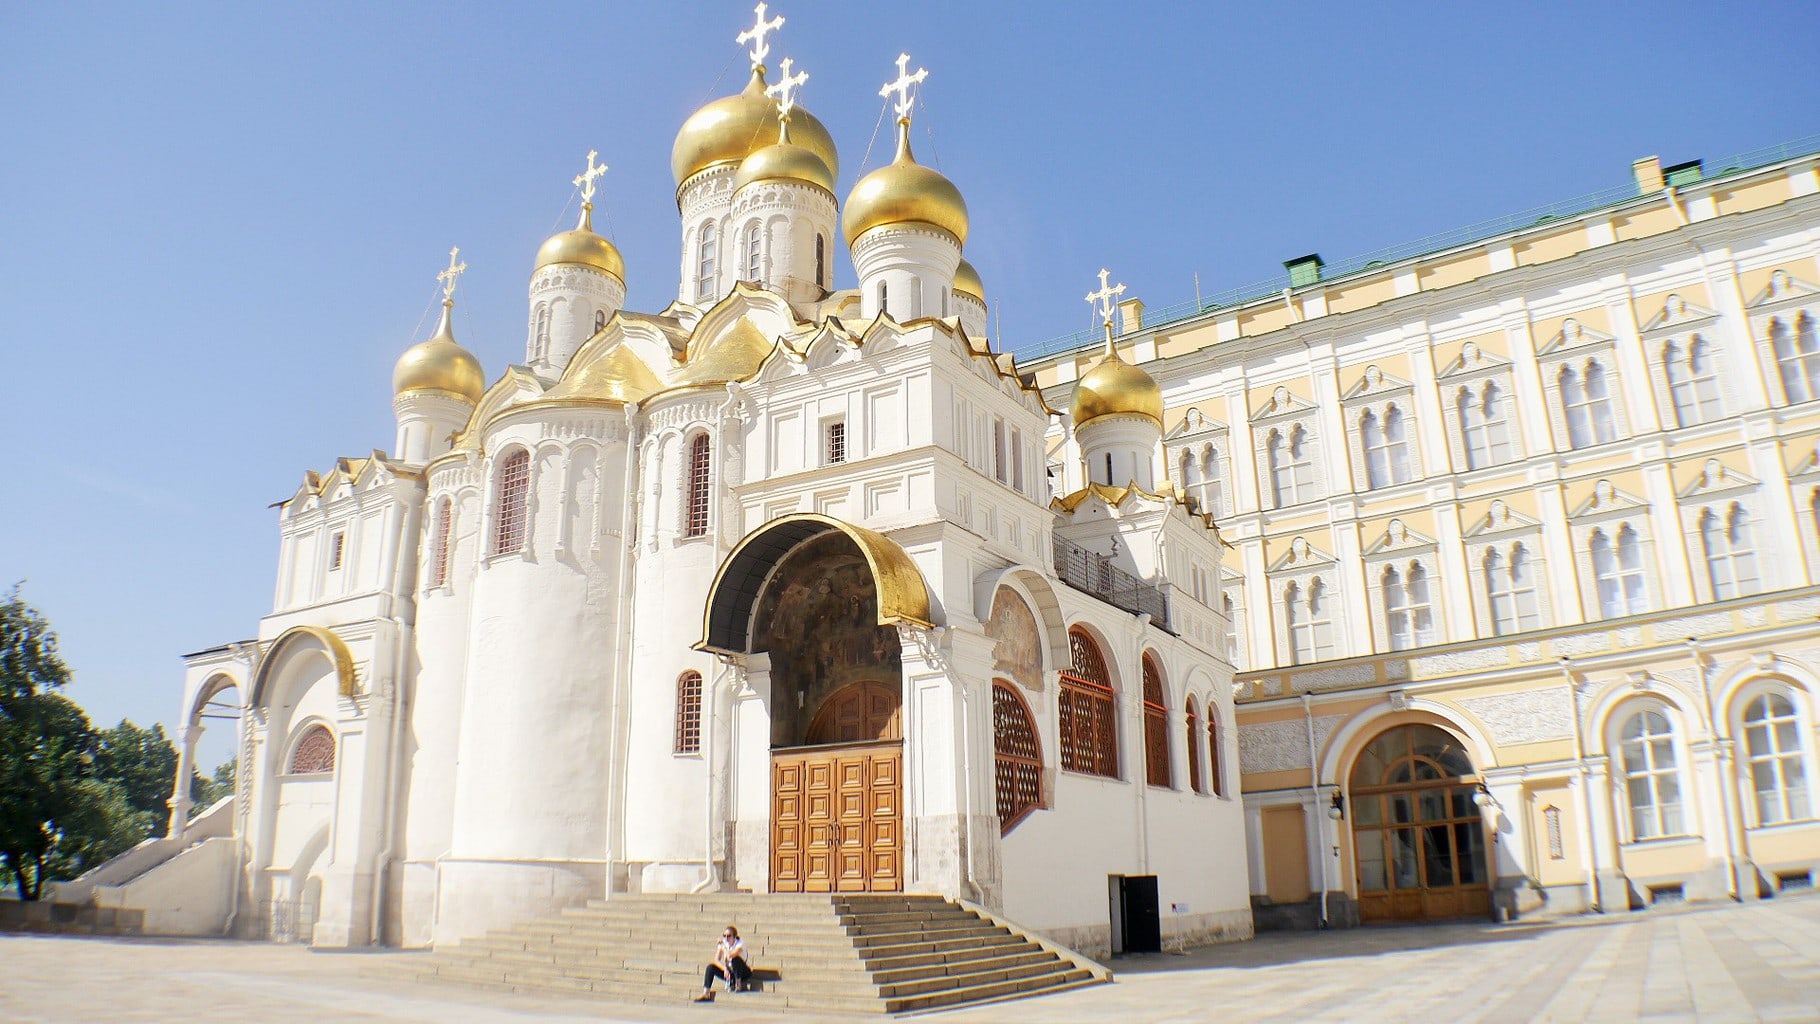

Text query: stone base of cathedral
(1250, 892), (1359, 932)
(432, 858), (607, 946)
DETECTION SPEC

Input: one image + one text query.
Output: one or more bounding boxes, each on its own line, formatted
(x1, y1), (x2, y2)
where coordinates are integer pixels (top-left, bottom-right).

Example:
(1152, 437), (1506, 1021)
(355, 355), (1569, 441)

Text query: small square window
(825, 420), (847, 465)
(328, 532), (346, 571)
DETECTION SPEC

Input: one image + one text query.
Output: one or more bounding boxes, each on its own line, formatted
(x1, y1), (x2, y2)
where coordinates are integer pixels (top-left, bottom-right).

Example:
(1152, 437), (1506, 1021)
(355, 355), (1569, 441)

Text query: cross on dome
(765, 57), (808, 120)
(1086, 268), (1126, 327)
(438, 246), (468, 304)
(572, 149), (608, 205)
(880, 52), (928, 121)
(736, 2), (785, 68)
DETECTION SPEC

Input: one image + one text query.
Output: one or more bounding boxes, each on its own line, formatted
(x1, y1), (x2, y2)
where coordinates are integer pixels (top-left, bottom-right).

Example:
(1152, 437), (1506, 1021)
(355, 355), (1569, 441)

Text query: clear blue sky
(3, 1), (1815, 768)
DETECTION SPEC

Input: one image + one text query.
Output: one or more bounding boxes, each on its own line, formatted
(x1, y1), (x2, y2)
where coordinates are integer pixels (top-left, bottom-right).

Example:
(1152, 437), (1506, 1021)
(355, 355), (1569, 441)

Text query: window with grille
(491, 449), (531, 555)
(1544, 805), (1564, 859)
(328, 532), (346, 571)
(684, 434), (712, 538)
(428, 498), (453, 588)
(1484, 544), (1540, 636)
(1560, 360), (1618, 448)
(1664, 336), (1723, 427)
(1142, 654), (1171, 788)
(1772, 313), (1820, 404)
(1743, 692), (1811, 825)
(289, 725), (335, 774)
(1700, 503), (1760, 600)
(825, 420), (846, 465)
(1185, 697), (1203, 794)
(1058, 628), (1118, 778)
(696, 221), (717, 300)
(1458, 381), (1516, 469)
(1618, 706), (1683, 839)
(1383, 564), (1434, 651)
(1207, 711), (1224, 797)
(1590, 525), (1648, 617)
(992, 681), (1044, 833)
(675, 671), (703, 754)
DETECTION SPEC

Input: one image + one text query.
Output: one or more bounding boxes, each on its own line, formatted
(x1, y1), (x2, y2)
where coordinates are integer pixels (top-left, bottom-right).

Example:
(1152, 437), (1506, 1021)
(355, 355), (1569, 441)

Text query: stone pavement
(3, 894), (1819, 1023)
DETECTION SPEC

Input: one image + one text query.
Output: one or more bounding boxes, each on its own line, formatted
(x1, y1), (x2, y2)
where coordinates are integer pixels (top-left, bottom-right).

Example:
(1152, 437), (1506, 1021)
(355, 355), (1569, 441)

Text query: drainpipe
(606, 404), (643, 893)
(1132, 616), (1153, 877)
(1304, 693), (1330, 927)
(691, 658), (725, 894)
(1688, 639), (1745, 901)
(947, 628), (986, 904)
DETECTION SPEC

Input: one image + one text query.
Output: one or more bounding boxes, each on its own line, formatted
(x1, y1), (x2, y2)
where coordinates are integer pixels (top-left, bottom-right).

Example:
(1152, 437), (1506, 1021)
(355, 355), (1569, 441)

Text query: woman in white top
(694, 925), (752, 1001)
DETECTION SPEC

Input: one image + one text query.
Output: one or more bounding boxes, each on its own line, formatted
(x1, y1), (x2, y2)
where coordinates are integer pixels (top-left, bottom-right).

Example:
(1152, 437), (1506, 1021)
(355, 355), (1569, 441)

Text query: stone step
(866, 945), (1050, 981)
(888, 970), (1100, 1014)
(390, 964), (892, 1014)
(855, 932), (1033, 963)
(850, 921), (1004, 945)
(880, 957), (1072, 999)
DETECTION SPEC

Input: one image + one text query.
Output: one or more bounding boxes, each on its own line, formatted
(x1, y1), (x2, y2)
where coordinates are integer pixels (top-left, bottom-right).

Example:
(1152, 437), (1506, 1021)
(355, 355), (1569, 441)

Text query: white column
(1505, 311), (1556, 455)
(1643, 464), (1696, 607)
(1535, 485), (1581, 626)
(1608, 286), (1664, 435)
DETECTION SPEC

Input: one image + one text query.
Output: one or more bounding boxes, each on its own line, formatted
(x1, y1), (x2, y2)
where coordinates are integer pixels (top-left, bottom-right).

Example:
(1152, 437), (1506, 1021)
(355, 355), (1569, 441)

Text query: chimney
(1118, 296), (1145, 335)
(1284, 253), (1324, 289)
(1633, 156), (1664, 194)
(1662, 159), (1703, 188)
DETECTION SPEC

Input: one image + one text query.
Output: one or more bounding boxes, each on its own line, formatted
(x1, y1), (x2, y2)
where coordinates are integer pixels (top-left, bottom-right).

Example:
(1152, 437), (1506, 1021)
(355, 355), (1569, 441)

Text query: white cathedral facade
(92, 14), (1251, 958)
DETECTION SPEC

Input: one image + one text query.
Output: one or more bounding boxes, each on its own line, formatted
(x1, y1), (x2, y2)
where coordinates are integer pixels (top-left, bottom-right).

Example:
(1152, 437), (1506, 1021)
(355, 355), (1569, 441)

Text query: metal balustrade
(1051, 534), (1171, 630)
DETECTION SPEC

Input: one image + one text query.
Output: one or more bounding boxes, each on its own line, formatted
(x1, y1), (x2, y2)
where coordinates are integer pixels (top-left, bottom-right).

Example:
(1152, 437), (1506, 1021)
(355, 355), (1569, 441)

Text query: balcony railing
(1052, 535), (1171, 631)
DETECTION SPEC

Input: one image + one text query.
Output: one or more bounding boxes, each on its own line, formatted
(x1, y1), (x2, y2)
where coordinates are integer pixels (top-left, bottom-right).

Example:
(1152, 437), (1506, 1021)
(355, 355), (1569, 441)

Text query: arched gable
(1319, 698), (1498, 787)
(249, 626), (356, 709)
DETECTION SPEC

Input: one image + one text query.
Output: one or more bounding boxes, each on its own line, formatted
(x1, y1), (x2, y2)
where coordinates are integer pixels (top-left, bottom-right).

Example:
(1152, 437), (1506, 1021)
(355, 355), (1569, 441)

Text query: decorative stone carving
(1458, 690), (1574, 745)
(1237, 715), (1346, 773)
(1290, 663), (1376, 693)
(1413, 646), (1510, 676)
(1653, 611), (1735, 639)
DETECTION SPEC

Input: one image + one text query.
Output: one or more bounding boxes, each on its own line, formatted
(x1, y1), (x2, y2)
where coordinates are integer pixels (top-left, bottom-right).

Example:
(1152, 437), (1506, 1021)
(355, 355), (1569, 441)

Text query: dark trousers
(704, 956), (751, 990)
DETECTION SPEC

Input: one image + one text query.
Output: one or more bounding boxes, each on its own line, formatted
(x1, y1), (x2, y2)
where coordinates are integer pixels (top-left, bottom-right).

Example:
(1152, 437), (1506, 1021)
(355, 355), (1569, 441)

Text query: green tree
(0, 587), (84, 899)
(190, 758), (237, 810)
(93, 719), (178, 829)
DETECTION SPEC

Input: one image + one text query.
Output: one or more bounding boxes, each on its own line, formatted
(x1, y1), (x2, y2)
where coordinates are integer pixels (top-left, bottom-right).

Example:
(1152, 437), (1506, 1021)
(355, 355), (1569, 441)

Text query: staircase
(388, 893), (1110, 1014)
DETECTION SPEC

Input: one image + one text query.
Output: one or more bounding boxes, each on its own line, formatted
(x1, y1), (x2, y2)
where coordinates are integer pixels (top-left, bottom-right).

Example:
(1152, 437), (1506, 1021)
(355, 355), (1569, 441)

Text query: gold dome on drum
(394, 302), (485, 404)
(841, 119), (969, 247)
(534, 204), (625, 283)
(734, 119), (836, 194)
(672, 66), (839, 188)
(1070, 345), (1162, 429)
(953, 258), (984, 301)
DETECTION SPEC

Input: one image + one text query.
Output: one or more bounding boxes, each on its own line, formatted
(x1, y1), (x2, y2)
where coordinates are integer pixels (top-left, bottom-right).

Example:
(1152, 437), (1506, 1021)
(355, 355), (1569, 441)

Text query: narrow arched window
(1207, 707), (1224, 796)
(815, 234), (826, 288)
(1059, 628), (1117, 778)
(743, 221), (762, 281)
(1618, 706), (1683, 839)
(1485, 544), (1539, 635)
(1361, 411), (1388, 488)
(490, 449), (531, 555)
(684, 434), (712, 538)
(1773, 313), (1820, 404)
(877, 280), (889, 315)
(594, 309), (607, 332)
(992, 681), (1044, 833)
(1742, 691), (1810, 824)
(1142, 654), (1171, 788)
(1185, 696), (1203, 794)
(533, 305), (552, 361)
(427, 497), (453, 588)
(1200, 446), (1223, 514)
(1701, 503), (1760, 600)
(674, 671), (703, 754)
(696, 221), (718, 301)
(289, 725), (335, 774)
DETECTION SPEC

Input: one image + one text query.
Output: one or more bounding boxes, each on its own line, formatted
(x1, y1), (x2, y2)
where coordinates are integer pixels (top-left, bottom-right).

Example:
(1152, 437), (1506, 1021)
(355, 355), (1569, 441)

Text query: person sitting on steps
(693, 925), (752, 1002)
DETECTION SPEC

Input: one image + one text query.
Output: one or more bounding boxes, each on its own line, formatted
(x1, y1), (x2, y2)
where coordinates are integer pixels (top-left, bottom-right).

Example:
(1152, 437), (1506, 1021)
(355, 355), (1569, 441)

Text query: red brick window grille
(428, 499), (453, 588)
(992, 681), (1044, 834)
(826, 420), (847, 465)
(675, 671), (703, 754)
(289, 725), (335, 774)
(491, 449), (531, 555)
(1186, 696), (1203, 794)
(1142, 653), (1172, 788)
(1058, 628), (1117, 778)
(328, 532), (346, 571)
(685, 434), (712, 538)
(1207, 711), (1225, 797)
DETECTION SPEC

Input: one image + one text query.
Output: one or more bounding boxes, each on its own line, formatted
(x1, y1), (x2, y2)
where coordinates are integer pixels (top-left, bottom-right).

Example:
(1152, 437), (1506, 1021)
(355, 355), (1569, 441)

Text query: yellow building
(1030, 142), (1820, 926)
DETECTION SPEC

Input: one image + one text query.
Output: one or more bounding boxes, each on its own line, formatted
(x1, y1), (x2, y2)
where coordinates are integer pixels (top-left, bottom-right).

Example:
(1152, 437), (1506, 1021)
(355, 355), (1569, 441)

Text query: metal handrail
(1051, 534), (1171, 628)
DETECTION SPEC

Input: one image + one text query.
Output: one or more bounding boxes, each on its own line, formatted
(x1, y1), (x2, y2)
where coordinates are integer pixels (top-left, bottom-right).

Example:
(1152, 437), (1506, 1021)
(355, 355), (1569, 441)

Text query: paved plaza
(4, 895), (1819, 1023)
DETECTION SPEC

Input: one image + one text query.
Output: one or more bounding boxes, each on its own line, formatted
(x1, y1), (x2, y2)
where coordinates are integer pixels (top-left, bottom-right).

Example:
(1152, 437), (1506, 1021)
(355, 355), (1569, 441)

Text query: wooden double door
(771, 742), (902, 892)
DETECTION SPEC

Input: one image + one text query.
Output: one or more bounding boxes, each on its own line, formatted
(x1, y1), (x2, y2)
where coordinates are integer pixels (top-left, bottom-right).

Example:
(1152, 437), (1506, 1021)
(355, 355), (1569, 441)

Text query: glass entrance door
(1349, 724), (1492, 922)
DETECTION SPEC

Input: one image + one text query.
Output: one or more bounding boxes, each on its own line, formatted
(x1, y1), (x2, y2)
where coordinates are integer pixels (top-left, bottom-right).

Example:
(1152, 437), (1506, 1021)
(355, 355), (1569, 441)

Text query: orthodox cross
(1085, 268), (1125, 327)
(438, 246), (468, 304)
(736, 2), (784, 67)
(879, 52), (927, 120)
(572, 149), (608, 205)
(765, 57), (808, 120)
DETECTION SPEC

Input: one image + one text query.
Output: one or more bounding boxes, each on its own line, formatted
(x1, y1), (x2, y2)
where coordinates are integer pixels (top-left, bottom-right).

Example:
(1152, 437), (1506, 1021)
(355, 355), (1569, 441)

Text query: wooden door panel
(772, 743), (902, 894)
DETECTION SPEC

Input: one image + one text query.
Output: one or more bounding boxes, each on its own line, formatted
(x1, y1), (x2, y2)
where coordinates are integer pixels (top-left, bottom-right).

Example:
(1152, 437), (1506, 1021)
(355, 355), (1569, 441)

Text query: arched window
(1742, 691), (1811, 825)
(1772, 313), (1820, 404)
(427, 497), (453, 588)
(992, 681), (1044, 833)
(1285, 579), (1335, 665)
(594, 309), (607, 332)
(674, 670), (703, 754)
(1141, 654), (1171, 788)
(684, 434), (712, 538)
(1200, 446), (1223, 514)
(1361, 411), (1402, 489)
(815, 234), (826, 288)
(1058, 628), (1117, 778)
(533, 305), (552, 361)
(743, 221), (762, 281)
(289, 725), (335, 774)
(1591, 526), (1648, 618)
(1701, 503), (1760, 600)
(1268, 424), (1314, 507)
(1484, 545), (1539, 636)
(695, 221), (718, 300)
(1383, 564), (1433, 651)
(1618, 706), (1684, 839)
(1664, 336), (1722, 427)
(490, 449), (532, 555)
(1207, 707), (1225, 797)
(1561, 360), (1617, 448)
(877, 280), (888, 315)
(1185, 696), (1203, 794)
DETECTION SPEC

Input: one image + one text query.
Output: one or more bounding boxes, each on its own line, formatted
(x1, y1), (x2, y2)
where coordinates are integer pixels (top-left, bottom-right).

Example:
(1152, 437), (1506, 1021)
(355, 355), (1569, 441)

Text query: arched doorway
(1348, 724), (1491, 922)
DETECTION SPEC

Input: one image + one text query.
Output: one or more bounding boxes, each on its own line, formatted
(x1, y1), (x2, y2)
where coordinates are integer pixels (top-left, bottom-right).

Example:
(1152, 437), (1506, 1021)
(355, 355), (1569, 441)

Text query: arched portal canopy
(248, 625), (357, 708)
(698, 512), (934, 655)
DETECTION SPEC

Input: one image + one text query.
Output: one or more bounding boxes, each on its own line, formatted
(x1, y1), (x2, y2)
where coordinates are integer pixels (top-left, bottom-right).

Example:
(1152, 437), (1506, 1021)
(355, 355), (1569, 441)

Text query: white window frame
(1588, 523), (1650, 619)
(1262, 421), (1317, 509)
(1377, 559), (1436, 652)
(743, 220), (762, 281)
(1696, 501), (1761, 601)
(1658, 333), (1726, 428)
(1471, 539), (1542, 637)
(1613, 701), (1689, 842)
(1281, 576), (1337, 666)
(695, 220), (718, 301)
(1556, 356), (1620, 449)
(1736, 686), (1813, 827)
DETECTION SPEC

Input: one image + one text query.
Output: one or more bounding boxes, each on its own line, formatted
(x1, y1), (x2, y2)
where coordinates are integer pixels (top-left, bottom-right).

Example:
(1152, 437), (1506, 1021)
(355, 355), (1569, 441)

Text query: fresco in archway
(987, 587), (1043, 692)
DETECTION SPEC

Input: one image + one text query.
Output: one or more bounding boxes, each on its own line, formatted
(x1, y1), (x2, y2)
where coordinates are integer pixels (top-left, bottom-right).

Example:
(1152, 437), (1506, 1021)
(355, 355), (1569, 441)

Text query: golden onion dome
(842, 119), (969, 247)
(1070, 340), (1163, 429)
(953, 258), (985, 301)
(394, 301), (485, 404)
(733, 119), (836, 194)
(672, 65), (839, 188)
(534, 204), (625, 283)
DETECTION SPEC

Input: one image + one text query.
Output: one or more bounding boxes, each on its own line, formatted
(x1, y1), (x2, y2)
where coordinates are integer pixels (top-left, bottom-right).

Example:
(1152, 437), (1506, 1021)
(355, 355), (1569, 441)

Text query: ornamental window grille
(743, 222), (762, 281)
(1484, 544), (1540, 636)
(1058, 628), (1118, 778)
(1700, 503), (1760, 600)
(684, 434), (712, 538)
(1664, 336), (1723, 427)
(1618, 706), (1684, 839)
(696, 221), (718, 301)
(1545, 806), (1565, 859)
(428, 498), (453, 588)
(674, 671), (703, 754)
(1591, 525), (1648, 617)
(825, 420), (846, 465)
(289, 725), (335, 774)
(1207, 711), (1225, 797)
(1284, 578), (1336, 665)
(992, 681), (1044, 834)
(328, 532), (346, 571)
(490, 449), (531, 555)
(1457, 381), (1516, 469)
(1560, 360), (1618, 448)
(1383, 564), (1434, 651)
(1267, 424), (1315, 507)
(1360, 407), (1413, 489)
(1743, 692), (1811, 825)
(1141, 654), (1171, 788)
(1772, 313), (1820, 404)
(1185, 697), (1203, 794)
